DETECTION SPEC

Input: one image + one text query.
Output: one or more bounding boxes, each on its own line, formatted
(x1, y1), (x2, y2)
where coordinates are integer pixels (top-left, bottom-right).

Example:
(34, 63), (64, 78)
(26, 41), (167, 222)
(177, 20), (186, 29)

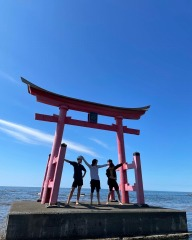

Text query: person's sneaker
(119, 201), (123, 205)
(76, 202), (79, 205)
(106, 202), (109, 205)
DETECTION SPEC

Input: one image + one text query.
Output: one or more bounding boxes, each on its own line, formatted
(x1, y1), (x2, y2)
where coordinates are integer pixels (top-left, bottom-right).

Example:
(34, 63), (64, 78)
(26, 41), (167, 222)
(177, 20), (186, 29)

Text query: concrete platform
(5, 201), (188, 239)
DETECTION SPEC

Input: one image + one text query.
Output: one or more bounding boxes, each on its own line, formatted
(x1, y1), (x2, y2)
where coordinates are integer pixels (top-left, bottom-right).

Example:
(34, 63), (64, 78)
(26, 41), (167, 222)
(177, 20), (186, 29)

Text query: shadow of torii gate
(22, 77), (150, 205)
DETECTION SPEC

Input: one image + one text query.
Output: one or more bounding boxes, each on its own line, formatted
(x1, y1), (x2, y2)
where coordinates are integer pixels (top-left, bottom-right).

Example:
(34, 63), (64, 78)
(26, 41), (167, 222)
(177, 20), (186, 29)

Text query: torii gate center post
(22, 77), (150, 204)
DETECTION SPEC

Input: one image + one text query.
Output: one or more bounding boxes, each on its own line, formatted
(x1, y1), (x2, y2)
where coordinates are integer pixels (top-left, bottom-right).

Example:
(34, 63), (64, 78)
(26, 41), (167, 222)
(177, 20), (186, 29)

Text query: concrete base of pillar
(5, 201), (188, 239)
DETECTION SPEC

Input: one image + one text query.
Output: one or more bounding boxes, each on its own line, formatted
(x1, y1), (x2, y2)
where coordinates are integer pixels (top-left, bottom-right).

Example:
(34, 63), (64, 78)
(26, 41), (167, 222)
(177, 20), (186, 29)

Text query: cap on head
(77, 156), (83, 160)
(108, 159), (113, 163)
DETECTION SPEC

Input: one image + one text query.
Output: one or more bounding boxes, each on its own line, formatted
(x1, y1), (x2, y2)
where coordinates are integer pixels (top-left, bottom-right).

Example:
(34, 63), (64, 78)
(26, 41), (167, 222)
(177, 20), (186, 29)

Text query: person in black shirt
(106, 159), (123, 205)
(64, 155), (86, 205)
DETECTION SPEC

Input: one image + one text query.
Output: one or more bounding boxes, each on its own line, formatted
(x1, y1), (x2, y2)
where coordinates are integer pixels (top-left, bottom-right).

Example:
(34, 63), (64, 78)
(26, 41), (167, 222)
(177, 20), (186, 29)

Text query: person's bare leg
(106, 191), (111, 204)
(117, 190), (123, 205)
(97, 191), (101, 205)
(76, 186), (82, 204)
(67, 187), (75, 205)
(90, 192), (93, 205)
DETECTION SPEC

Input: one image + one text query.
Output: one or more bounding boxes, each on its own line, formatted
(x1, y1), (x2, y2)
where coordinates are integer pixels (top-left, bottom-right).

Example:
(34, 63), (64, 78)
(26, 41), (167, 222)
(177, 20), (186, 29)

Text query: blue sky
(0, 1), (192, 192)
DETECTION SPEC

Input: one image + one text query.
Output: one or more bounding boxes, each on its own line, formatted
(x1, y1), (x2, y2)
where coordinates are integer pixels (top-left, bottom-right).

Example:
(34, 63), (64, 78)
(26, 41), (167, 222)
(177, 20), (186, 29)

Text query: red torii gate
(22, 77), (150, 205)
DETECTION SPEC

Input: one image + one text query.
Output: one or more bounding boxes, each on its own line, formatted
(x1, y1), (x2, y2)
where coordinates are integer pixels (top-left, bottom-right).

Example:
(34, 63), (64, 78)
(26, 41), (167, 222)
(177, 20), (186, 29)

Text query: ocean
(0, 186), (192, 239)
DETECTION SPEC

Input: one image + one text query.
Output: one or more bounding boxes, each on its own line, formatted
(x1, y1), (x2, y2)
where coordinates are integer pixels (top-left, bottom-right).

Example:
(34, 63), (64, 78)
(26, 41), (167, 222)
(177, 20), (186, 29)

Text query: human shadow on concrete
(53, 202), (164, 211)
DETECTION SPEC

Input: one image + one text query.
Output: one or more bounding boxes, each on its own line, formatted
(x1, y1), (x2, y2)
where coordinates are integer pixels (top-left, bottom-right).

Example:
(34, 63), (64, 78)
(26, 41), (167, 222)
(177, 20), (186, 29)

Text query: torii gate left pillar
(41, 106), (68, 204)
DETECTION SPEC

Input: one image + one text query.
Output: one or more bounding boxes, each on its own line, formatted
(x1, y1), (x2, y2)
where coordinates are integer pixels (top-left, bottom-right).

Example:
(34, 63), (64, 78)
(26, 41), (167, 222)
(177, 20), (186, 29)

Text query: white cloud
(0, 119), (98, 157)
(0, 119), (53, 143)
(0, 127), (36, 144)
(0, 70), (18, 84)
(90, 137), (109, 149)
(64, 140), (98, 157)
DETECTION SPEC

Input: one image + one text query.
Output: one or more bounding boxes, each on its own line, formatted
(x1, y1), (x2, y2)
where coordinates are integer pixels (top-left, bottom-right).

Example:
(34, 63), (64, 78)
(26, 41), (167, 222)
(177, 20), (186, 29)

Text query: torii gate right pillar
(116, 116), (129, 203)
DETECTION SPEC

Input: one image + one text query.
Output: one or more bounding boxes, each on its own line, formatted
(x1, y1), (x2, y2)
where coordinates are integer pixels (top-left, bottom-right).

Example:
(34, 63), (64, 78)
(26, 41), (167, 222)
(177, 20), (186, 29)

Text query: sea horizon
(0, 185), (191, 193)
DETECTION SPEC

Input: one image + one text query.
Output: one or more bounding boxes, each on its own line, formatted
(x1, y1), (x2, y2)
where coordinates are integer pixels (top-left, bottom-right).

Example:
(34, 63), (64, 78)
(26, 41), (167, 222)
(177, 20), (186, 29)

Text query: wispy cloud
(90, 137), (109, 149)
(0, 70), (18, 84)
(0, 127), (36, 144)
(0, 119), (53, 144)
(0, 119), (98, 157)
(64, 140), (98, 156)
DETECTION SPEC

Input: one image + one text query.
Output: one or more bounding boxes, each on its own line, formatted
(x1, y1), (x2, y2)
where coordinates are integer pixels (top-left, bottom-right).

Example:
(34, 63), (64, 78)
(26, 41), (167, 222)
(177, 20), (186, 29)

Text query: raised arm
(114, 163), (123, 170)
(63, 158), (71, 164)
(81, 156), (91, 167)
(97, 163), (108, 168)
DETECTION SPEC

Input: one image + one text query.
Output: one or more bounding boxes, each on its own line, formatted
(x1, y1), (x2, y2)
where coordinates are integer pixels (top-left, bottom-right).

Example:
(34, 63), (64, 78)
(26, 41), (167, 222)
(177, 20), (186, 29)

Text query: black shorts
(107, 179), (119, 191)
(90, 179), (100, 193)
(72, 179), (83, 188)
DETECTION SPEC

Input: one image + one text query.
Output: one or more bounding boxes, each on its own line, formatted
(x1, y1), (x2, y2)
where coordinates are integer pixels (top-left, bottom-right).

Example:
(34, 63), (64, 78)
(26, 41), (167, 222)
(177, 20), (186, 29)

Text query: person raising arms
(106, 159), (123, 205)
(64, 155), (86, 205)
(82, 157), (107, 205)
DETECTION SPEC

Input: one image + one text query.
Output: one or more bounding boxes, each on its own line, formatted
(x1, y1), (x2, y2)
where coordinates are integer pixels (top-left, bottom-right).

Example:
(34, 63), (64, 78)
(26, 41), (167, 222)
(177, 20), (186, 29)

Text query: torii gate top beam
(21, 77), (150, 120)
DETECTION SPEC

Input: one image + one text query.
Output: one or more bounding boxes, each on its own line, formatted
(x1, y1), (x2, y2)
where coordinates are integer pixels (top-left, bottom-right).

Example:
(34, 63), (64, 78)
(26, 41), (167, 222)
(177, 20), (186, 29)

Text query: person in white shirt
(81, 156), (107, 205)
